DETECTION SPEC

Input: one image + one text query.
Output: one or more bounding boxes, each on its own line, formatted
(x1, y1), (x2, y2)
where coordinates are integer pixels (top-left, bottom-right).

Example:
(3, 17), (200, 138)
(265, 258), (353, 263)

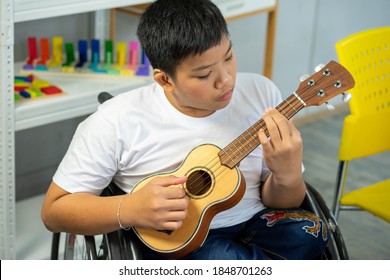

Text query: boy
(41, 0), (328, 259)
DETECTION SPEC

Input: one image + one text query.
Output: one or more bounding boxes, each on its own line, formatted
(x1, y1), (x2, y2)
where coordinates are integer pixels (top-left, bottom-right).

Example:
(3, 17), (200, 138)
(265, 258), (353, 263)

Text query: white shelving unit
(0, 0), (277, 259)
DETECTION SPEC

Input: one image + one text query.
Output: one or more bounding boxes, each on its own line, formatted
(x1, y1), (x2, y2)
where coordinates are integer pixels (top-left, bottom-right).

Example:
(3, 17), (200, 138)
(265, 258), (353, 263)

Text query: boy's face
(163, 36), (236, 117)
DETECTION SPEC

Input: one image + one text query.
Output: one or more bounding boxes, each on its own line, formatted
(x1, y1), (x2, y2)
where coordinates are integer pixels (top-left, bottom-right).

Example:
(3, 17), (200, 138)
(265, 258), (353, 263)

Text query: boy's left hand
(258, 108), (303, 185)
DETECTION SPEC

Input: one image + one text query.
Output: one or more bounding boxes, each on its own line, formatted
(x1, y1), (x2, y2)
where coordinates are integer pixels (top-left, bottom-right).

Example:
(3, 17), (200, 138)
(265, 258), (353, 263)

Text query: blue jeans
(141, 208), (329, 260)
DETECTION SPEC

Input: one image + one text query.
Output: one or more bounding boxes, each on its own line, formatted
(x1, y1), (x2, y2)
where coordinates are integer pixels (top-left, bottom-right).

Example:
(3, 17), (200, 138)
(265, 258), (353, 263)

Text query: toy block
(35, 65), (48, 71)
(14, 85), (30, 92)
(76, 40), (88, 68)
(26, 37), (38, 65)
(15, 75), (32, 82)
(116, 42), (126, 67)
(107, 69), (120, 75)
(52, 36), (63, 62)
(19, 90), (31, 98)
(136, 50), (150, 76)
(61, 66), (75, 73)
(37, 38), (50, 65)
(120, 69), (134, 76)
(91, 39), (100, 65)
(40, 85), (62, 95)
(141, 50), (150, 66)
(14, 78), (27, 84)
(136, 65), (149, 76)
(105, 40), (113, 65)
(23, 64), (34, 70)
(48, 36), (63, 68)
(91, 67), (107, 74)
(14, 93), (21, 101)
(129, 41), (139, 69)
(14, 80), (30, 87)
(32, 79), (50, 88)
(14, 79), (30, 85)
(24, 88), (43, 98)
(63, 42), (75, 66)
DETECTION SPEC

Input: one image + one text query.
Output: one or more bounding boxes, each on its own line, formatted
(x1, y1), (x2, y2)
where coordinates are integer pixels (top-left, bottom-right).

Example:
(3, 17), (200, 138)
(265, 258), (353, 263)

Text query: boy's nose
(214, 71), (230, 89)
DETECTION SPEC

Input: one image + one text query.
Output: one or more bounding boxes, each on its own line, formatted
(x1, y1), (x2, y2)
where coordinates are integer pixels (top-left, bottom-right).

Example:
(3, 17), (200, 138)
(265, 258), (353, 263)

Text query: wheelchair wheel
(51, 232), (109, 260)
(304, 183), (349, 260)
(51, 231), (136, 260)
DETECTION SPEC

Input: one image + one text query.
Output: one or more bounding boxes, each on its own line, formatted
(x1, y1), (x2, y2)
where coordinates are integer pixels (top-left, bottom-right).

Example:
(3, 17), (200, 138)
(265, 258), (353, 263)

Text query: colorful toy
(116, 42), (126, 67)
(105, 40), (113, 65)
(22, 37), (151, 78)
(26, 37), (37, 66)
(14, 74), (64, 101)
(76, 40), (88, 68)
(35, 38), (50, 71)
(129, 41), (139, 70)
(47, 36), (63, 68)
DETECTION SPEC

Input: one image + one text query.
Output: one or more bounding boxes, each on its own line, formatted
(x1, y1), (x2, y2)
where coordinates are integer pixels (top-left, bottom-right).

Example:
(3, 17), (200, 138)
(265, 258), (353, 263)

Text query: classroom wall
(274, 0), (389, 115)
(14, 0), (390, 200)
(229, 0), (389, 115)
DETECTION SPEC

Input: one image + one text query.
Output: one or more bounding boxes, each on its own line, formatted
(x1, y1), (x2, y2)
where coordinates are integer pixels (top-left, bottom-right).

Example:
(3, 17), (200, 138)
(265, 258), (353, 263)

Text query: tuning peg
(326, 101), (335, 111)
(341, 92), (352, 103)
(299, 74), (310, 82)
(315, 63), (325, 72)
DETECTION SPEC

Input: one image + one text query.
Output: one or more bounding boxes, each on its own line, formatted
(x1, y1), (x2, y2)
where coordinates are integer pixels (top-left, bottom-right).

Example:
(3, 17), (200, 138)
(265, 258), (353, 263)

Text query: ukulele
(131, 60), (355, 258)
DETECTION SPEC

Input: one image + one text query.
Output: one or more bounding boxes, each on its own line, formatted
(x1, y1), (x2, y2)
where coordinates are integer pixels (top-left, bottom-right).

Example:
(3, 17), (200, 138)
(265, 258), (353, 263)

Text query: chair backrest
(335, 26), (390, 160)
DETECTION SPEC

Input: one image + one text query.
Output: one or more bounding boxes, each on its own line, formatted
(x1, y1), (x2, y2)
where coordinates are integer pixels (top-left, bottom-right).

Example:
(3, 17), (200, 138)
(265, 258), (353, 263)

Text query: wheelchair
(50, 92), (349, 260)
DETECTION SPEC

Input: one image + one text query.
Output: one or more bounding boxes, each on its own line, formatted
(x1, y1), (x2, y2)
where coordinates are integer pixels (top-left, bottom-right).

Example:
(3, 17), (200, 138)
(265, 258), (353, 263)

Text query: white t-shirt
(53, 72), (283, 228)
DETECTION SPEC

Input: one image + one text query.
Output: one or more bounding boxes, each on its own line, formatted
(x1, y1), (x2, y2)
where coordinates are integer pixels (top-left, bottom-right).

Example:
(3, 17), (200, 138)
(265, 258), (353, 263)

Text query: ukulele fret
(284, 98), (298, 114)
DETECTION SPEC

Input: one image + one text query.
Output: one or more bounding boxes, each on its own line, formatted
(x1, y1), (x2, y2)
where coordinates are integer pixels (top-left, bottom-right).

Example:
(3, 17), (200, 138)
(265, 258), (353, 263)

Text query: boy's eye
(226, 53), (233, 61)
(198, 71), (211, 80)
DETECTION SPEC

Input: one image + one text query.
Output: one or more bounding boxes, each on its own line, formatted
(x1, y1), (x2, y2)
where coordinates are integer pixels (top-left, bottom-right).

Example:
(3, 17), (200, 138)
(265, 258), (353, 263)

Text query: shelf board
(14, 0), (277, 23)
(210, 0), (277, 20)
(117, 0), (277, 20)
(14, 69), (152, 131)
(14, 0), (153, 22)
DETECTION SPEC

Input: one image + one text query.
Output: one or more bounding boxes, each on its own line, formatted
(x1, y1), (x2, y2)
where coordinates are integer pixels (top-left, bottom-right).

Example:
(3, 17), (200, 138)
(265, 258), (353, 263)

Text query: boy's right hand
(123, 175), (189, 231)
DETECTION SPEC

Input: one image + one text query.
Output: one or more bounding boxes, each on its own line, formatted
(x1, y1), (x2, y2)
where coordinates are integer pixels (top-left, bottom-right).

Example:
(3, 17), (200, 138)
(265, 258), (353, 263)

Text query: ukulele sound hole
(185, 169), (213, 198)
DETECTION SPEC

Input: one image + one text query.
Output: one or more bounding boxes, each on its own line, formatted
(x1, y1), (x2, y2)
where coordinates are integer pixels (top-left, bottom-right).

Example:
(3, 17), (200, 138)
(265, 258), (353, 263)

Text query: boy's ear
(154, 69), (174, 94)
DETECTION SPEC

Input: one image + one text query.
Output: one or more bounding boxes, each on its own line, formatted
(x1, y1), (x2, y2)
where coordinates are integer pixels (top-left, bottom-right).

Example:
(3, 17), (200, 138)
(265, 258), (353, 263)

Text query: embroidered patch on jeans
(260, 210), (328, 241)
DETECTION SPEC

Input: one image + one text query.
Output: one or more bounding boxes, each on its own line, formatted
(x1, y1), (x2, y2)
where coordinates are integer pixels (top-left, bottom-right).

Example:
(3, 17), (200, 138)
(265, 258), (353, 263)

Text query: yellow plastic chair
(333, 26), (390, 222)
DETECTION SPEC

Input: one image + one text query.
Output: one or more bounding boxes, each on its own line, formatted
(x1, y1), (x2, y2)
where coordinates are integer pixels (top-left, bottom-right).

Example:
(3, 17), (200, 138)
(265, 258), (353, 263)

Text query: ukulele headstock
(295, 60), (355, 108)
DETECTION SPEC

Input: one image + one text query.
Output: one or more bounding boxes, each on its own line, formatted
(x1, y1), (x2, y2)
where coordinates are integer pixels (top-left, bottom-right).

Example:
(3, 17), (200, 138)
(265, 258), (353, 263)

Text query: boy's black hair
(137, 0), (229, 79)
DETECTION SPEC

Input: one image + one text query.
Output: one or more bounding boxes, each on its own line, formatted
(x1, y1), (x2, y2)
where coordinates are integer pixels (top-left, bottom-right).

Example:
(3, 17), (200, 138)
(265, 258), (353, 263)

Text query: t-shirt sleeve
(53, 109), (118, 195)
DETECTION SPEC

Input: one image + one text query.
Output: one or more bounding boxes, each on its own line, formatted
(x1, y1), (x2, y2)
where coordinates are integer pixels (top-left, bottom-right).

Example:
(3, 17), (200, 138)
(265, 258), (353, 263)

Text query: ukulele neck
(218, 94), (305, 169)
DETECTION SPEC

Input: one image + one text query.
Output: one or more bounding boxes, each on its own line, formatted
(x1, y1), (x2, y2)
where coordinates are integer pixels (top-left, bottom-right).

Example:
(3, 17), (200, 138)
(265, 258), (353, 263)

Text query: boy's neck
(164, 91), (216, 118)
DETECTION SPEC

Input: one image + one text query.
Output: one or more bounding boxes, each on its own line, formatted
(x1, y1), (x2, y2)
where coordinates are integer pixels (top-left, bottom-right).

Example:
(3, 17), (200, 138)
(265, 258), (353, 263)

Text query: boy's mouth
(218, 90), (232, 101)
